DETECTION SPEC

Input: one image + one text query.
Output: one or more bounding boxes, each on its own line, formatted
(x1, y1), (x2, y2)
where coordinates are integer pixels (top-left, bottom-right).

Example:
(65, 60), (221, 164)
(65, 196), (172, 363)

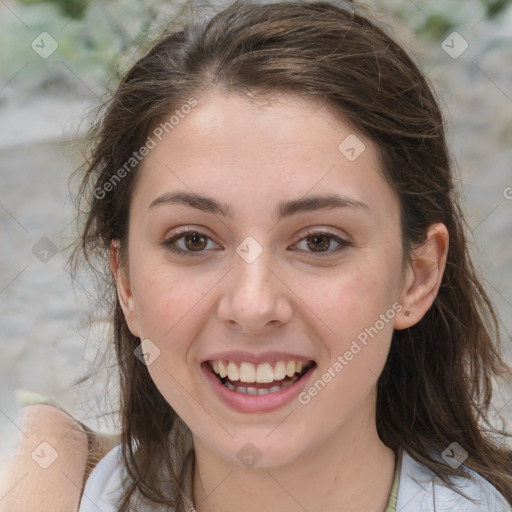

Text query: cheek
(310, 251), (401, 332)
(129, 261), (222, 383)
(132, 261), (206, 337)
(299, 259), (400, 424)
(303, 249), (402, 394)
(132, 265), (211, 415)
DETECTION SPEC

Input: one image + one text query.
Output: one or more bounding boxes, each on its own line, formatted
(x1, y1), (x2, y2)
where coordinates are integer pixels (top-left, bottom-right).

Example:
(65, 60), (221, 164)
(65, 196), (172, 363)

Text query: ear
(109, 240), (141, 338)
(394, 223), (449, 330)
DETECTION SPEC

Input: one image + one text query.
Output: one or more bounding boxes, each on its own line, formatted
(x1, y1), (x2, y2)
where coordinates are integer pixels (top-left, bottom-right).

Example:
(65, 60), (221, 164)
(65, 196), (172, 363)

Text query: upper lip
(203, 351), (315, 365)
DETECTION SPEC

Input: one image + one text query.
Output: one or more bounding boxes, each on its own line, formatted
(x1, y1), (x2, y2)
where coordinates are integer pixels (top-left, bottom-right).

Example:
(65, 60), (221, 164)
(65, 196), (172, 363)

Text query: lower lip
(201, 362), (316, 413)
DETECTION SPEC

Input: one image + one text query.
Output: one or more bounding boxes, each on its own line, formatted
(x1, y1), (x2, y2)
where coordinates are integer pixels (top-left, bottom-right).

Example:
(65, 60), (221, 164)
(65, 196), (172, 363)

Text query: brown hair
(69, 0), (512, 509)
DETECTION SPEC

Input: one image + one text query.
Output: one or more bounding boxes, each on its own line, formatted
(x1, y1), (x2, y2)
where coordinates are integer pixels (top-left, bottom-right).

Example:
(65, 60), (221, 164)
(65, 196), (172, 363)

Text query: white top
(78, 444), (511, 511)
(396, 449), (511, 511)
(78, 442), (195, 512)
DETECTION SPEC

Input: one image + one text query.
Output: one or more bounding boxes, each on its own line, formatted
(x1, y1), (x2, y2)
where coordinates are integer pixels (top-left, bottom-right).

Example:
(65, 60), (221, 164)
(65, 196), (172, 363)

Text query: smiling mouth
(203, 360), (316, 395)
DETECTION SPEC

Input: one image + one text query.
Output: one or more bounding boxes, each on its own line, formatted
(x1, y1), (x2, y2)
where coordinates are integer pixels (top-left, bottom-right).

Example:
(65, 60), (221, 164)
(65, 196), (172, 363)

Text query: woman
(4, 1), (512, 511)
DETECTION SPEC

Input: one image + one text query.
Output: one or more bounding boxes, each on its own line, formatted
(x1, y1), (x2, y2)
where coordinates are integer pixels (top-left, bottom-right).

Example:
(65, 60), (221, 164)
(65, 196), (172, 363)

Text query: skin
(0, 405), (88, 512)
(111, 89), (448, 512)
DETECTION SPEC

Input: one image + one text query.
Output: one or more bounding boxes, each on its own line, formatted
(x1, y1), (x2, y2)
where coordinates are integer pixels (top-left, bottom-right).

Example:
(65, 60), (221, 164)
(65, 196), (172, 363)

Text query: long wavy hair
(69, 1), (512, 509)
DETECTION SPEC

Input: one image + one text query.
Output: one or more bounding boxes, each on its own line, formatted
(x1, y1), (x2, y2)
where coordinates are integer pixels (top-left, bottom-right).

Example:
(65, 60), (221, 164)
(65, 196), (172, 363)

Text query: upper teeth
(210, 360), (309, 383)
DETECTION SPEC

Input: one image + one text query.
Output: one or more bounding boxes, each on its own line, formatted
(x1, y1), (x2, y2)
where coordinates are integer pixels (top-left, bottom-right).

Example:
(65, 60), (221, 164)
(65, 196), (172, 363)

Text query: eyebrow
(147, 191), (369, 218)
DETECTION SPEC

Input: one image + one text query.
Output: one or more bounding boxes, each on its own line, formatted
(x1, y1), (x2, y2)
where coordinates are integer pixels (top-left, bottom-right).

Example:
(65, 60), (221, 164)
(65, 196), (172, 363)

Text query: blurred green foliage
(18, 0), (90, 19)
(0, 0), (171, 93)
(376, 0), (512, 40)
(1, 0), (511, 95)
(416, 13), (455, 40)
(482, 0), (511, 18)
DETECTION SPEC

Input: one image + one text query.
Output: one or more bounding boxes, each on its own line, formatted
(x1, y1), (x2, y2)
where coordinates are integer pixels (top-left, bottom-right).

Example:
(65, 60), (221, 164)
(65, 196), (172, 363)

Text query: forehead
(131, 89), (396, 220)
(158, 90), (356, 160)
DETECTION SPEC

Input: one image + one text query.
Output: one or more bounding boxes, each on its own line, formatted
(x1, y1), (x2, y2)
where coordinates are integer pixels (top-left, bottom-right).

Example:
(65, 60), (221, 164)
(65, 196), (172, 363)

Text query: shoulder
(397, 449), (511, 511)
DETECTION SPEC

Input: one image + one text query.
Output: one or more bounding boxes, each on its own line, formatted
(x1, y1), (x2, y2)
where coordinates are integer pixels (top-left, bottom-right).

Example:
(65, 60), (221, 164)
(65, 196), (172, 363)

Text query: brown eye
(305, 233), (332, 252)
(162, 230), (222, 257)
(293, 231), (352, 255)
(184, 232), (207, 251)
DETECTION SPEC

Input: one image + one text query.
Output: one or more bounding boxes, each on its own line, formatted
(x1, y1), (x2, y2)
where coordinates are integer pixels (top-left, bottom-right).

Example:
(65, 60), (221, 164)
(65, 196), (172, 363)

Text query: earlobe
(109, 240), (141, 337)
(394, 223), (449, 330)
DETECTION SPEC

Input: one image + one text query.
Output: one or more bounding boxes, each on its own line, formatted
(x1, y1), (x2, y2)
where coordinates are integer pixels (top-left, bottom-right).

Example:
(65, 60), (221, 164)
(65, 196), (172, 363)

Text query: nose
(216, 252), (293, 333)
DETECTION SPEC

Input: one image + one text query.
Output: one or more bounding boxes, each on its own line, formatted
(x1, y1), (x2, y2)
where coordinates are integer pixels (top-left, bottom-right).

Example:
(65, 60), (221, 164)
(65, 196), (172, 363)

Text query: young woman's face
(117, 90), (408, 467)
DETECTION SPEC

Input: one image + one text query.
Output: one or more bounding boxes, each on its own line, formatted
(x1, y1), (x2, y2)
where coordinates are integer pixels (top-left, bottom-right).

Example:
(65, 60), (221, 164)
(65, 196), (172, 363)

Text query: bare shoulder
(0, 403), (119, 512)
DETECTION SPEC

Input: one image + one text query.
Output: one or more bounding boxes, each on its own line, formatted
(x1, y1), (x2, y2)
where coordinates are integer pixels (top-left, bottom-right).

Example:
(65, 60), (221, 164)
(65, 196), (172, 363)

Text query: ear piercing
(404, 310), (412, 317)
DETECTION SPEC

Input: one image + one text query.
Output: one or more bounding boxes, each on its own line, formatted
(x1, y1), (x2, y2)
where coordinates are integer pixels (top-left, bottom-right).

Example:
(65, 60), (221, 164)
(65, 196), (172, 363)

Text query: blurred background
(1, 0), (511, 469)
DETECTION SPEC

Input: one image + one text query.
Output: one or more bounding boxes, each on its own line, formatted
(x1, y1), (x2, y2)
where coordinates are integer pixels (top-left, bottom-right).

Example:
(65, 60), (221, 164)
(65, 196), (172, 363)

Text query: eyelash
(161, 229), (353, 257)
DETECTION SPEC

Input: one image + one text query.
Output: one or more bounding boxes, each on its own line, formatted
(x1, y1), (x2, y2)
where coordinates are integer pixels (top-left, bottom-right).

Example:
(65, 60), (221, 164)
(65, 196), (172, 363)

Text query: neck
(191, 402), (396, 512)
